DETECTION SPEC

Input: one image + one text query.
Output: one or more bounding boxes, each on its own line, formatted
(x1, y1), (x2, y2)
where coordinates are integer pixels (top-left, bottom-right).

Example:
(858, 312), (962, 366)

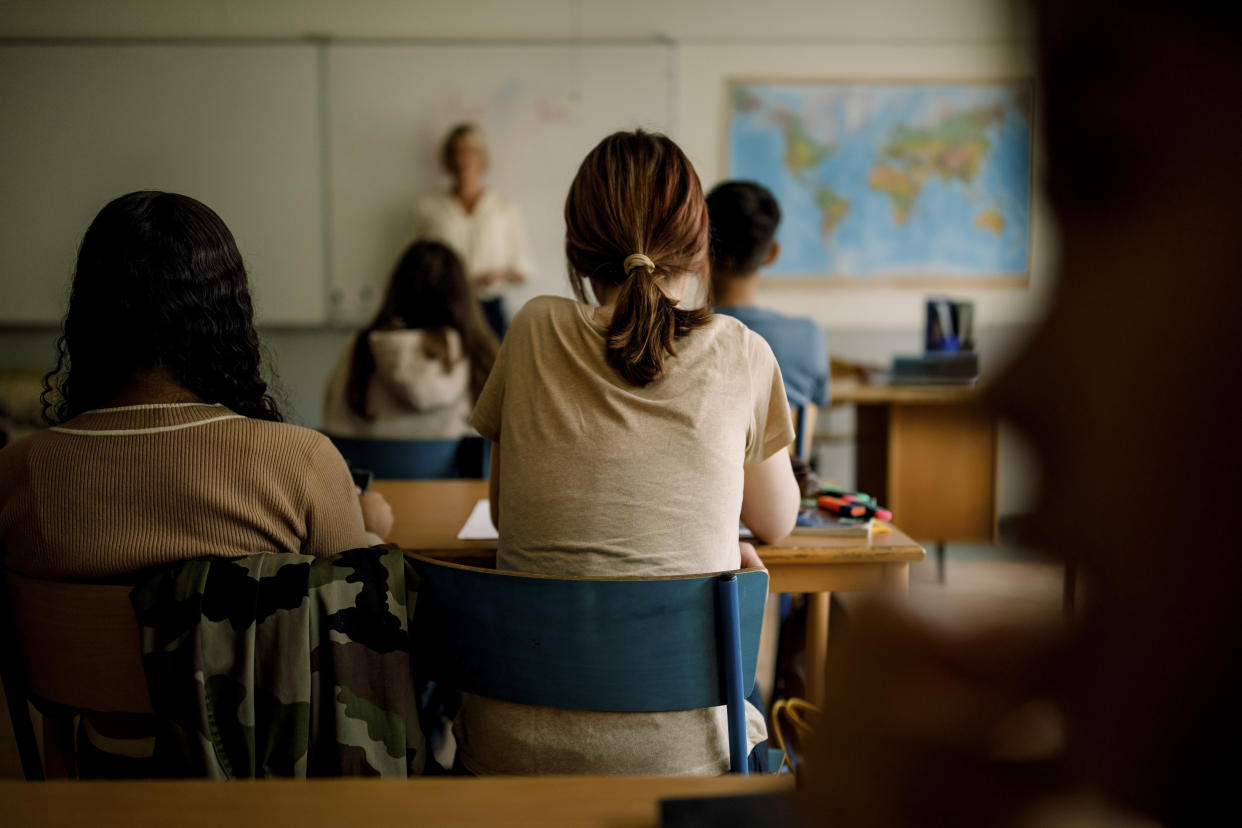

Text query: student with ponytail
(461, 130), (800, 776)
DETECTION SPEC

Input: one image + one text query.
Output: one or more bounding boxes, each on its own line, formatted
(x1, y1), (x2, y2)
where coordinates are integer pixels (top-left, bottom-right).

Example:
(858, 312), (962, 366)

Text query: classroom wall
(0, 0), (1043, 516)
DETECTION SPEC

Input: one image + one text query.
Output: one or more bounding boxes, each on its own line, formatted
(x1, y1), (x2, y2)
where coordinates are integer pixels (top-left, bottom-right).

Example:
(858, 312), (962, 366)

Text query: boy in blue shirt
(707, 181), (829, 409)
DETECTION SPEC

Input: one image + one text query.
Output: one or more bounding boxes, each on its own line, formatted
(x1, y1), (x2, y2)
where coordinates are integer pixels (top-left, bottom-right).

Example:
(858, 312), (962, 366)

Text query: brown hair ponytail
(565, 130), (711, 386)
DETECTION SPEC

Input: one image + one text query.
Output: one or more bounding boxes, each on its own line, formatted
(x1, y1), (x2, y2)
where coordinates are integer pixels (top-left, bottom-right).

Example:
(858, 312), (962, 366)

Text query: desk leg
(883, 562), (911, 592)
(805, 592), (831, 708)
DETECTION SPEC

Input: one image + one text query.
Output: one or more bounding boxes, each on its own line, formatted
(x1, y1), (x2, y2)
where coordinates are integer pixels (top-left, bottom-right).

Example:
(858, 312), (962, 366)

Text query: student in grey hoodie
(324, 241), (499, 439)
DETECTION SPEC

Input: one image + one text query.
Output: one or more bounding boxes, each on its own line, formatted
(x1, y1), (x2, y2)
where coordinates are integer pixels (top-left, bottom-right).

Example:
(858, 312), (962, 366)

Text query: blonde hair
(440, 123), (489, 174)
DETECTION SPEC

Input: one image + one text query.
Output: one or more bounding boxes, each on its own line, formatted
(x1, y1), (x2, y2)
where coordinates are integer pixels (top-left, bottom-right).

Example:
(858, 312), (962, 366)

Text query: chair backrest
(791, 404), (818, 462)
(0, 568), (154, 779)
(407, 553), (767, 713)
(326, 434), (490, 480)
(0, 570), (152, 715)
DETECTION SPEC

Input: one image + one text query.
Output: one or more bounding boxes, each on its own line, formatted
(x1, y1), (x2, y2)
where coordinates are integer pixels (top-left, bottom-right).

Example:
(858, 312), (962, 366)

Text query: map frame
(721, 76), (1036, 289)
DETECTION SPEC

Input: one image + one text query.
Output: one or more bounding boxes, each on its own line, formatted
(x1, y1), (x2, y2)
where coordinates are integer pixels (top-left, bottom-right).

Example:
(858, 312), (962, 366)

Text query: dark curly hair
(41, 191), (282, 424)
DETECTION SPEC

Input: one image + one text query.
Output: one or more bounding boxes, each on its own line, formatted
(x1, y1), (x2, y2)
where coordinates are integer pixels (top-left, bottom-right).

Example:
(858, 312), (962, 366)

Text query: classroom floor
(902, 541), (1063, 626)
(0, 542), (1064, 780)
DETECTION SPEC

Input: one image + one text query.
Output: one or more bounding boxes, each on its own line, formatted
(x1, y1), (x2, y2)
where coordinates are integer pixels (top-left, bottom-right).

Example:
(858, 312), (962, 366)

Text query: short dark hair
(706, 181), (781, 292)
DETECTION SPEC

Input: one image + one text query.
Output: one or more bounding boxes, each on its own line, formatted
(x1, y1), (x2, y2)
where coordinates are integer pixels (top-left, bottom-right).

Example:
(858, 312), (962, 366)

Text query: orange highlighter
(817, 495), (869, 518)
(818, 495), (893, 522)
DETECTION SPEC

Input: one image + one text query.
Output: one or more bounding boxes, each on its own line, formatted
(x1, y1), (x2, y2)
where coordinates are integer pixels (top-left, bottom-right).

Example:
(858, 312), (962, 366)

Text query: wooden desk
(374, 479), (924, 706)
(4, 775), (793, 828)
(832, 380), (998, 580)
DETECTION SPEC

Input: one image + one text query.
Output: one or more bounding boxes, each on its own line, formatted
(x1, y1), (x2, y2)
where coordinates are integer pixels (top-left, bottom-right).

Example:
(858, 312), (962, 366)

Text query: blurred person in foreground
(799, 2), (1242, 826)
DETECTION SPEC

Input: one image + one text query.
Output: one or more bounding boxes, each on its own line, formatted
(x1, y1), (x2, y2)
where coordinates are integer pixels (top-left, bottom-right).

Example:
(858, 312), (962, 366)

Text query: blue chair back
(325, 435), (490, 480)
(406, 553), (768, 773)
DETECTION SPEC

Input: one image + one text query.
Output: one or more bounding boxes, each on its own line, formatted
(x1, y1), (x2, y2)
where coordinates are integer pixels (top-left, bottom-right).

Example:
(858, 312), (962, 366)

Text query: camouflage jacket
(130, 547), (423, 778)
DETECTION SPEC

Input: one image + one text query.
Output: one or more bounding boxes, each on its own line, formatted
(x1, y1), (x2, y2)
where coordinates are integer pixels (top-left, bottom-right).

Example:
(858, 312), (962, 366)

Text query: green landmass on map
(870, 103), (1006, 226)
(768, 110), (850, 242)
(814, 187), (850, 238)
(773, 110), (834, 178)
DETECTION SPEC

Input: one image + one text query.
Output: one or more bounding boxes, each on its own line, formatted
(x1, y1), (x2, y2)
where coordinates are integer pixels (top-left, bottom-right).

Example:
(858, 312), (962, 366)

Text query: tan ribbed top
(0, 403), (367, 578)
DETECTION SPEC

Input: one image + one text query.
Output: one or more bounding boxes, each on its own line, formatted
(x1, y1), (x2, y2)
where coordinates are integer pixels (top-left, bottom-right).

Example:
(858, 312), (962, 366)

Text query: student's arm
(469, 332), (507, 530)
(303, 435), (369, 556)
(488, 443), (500, 529)
(742, 332), (800, 544)
(359, 490), (394, 540)
(741, 451), (800, 543)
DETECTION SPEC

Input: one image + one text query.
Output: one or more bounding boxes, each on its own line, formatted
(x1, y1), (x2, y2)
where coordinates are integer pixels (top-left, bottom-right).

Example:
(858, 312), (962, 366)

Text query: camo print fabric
(130, 547), (423, 778)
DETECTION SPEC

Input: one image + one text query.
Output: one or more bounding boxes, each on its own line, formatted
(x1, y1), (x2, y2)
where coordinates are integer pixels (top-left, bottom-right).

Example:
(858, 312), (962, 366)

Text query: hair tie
(623, 253), (655, 275)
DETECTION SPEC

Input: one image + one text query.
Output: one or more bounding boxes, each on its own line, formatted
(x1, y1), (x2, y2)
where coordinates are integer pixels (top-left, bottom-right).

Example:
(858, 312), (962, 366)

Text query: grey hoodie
(323, 329), (474, 439)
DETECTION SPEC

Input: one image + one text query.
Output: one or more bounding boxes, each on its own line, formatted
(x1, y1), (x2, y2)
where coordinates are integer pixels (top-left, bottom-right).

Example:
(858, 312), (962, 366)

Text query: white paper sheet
(456, 498), (499, 541)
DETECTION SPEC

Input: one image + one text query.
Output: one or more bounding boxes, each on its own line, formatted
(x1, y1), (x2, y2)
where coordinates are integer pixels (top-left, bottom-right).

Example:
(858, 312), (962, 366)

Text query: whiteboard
(325, 43), (675, 323)
(0, 44), (324, 324)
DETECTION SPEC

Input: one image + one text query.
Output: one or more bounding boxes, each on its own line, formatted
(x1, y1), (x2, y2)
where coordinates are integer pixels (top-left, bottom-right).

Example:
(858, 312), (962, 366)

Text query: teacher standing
(412, 123), (534, 340)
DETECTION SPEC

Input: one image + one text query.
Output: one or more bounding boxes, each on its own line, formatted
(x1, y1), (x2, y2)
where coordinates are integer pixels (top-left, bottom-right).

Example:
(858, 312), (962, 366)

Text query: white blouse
(412, 190), (535, 300)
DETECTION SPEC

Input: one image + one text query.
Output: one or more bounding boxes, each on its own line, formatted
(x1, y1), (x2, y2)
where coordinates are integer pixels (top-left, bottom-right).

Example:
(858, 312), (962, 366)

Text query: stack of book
(791, 487), (893, 537)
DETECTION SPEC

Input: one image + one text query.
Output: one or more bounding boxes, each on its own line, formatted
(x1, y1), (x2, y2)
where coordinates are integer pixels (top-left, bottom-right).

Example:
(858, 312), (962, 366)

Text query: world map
(727, 81), (1032, 281)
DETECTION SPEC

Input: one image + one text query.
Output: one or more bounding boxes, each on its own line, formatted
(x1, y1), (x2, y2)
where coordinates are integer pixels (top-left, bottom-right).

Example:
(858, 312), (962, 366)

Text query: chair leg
(0, 600), (45, 780)
(716, 574), (749, 775)
(42, 716), (76, 779)
(804, 593), (831, 709)
(3, 693), (44, 781)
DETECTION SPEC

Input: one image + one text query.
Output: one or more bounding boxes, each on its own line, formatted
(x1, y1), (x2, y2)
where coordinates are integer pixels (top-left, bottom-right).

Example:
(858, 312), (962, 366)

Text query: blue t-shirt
(714, 305), (829, 408)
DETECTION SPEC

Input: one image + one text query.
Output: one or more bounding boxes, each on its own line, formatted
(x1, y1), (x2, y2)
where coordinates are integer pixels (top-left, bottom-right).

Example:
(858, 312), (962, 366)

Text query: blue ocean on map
(728, 83), (1032, 279)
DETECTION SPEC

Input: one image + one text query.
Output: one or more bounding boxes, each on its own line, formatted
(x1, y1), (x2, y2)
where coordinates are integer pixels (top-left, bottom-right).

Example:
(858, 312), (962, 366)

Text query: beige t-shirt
(460, 295), (794, 775)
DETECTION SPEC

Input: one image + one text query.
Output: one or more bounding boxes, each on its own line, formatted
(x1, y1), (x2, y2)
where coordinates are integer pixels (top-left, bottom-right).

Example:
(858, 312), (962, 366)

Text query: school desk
(3, 775), (794, 827)
(372, 479), (925, 707)
(832, 380), (998, 581)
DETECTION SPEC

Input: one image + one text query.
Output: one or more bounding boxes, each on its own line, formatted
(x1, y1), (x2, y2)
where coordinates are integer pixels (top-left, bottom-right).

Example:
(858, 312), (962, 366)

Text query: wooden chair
(406, 553), (768, 774)
(0, 569), (152, 780)
(325, 434), (490, 480)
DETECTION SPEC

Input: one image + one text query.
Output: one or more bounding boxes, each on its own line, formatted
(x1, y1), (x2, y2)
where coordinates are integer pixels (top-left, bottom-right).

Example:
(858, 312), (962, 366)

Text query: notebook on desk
(457, 499), (498, 540)
(791, 506), (872, 537)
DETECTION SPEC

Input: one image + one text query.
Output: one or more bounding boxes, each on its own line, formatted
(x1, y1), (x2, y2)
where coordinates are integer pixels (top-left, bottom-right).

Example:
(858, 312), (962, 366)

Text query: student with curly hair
(0, 191), (390, 579)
